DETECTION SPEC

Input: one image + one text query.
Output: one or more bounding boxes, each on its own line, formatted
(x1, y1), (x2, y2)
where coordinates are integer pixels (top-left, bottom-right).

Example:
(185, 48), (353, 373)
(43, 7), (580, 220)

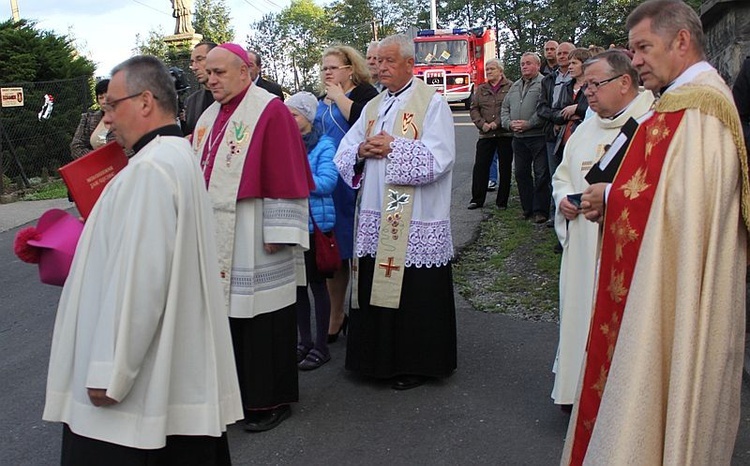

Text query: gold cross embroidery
(607, 268), (628, 303)
(645, 113), (670, 157)
(619, 167), (650, 200)
(610, 209), (639, 261)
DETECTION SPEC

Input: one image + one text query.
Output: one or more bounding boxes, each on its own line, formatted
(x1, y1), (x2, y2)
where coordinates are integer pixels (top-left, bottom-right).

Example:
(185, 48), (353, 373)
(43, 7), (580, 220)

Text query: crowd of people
(42, 0), (748, 464)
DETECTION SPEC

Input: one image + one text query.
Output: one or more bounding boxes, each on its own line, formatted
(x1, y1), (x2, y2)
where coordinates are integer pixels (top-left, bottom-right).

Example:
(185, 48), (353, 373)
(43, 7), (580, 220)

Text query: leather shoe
(391, 375), (427, 390)
(532, 214), (548, 224)
(243, 405), (291, 432)
(298, 349), (331, 371)
(467, 202), (481, 210)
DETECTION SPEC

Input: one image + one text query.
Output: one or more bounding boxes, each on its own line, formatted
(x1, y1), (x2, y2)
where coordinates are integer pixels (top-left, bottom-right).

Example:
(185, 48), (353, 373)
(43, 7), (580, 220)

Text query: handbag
(310, 213), (341, 274)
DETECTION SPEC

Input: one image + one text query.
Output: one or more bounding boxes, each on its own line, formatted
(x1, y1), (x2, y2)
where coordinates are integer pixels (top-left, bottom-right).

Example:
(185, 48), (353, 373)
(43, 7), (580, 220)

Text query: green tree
(0, 19), (94, 82)
(0, 20), (96, 186)
(133, 27), (169, 60)
(278, 0), (330, 92)
(326, 0), (376, 51)
(247, 13), (286, 87)
(193, 0), (235, 44)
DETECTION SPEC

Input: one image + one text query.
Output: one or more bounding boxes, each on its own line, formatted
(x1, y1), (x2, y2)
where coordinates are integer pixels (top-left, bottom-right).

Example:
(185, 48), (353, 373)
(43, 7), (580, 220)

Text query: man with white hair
(334, 33), (457, 391)
(550, 50), (654, 412)
(566, 1), (749, 463)
(501, 51), (548, 223)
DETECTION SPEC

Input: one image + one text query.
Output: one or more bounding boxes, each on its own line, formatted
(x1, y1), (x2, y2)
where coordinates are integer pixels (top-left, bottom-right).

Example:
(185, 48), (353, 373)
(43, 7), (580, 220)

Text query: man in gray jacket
(501, 52), (549, 223)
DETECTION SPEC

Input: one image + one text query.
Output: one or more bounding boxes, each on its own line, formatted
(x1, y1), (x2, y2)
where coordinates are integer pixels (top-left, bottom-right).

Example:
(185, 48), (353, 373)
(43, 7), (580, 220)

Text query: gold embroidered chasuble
(563, 70), (748, 465)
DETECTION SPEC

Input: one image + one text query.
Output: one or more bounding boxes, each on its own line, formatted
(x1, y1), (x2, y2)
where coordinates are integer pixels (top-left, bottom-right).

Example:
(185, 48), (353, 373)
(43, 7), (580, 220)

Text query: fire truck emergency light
(417, 28), (470, 37)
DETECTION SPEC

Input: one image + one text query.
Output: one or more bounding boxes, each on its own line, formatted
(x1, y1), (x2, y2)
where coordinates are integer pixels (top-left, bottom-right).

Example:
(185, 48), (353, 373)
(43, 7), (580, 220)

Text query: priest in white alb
(43, 56), (242, 465)
(334, 34), (457, 391)
(550, 51), (654, 409)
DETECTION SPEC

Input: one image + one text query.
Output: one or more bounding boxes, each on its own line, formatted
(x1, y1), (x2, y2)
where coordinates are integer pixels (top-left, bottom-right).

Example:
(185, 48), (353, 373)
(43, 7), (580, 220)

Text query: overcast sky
(0, 0), (291, 76)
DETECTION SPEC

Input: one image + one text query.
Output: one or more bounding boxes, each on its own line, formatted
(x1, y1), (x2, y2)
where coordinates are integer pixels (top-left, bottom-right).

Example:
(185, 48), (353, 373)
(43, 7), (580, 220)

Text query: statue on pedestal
(171, 0), (194, 35)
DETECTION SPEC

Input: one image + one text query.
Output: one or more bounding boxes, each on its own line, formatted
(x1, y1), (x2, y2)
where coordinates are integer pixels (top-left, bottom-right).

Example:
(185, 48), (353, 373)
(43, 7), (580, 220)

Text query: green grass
(20, 179), (68, 201)
(454, 191), (561, 322)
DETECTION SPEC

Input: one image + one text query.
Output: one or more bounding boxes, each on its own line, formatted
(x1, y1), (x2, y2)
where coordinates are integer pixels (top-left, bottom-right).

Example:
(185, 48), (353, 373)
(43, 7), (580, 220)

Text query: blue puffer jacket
(307, 134), (337, 233)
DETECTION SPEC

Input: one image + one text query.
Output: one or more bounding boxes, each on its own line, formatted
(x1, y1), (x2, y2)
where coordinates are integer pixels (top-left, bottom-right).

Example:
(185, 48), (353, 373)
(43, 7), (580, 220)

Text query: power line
(259, 0), (284, 9)
(130, 0), (171, 16)
(242, 0), (269, 15)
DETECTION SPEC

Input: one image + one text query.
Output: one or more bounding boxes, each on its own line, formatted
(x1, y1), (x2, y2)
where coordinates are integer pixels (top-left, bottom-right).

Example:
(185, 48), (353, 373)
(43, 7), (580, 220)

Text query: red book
(59, 141), (128, 219)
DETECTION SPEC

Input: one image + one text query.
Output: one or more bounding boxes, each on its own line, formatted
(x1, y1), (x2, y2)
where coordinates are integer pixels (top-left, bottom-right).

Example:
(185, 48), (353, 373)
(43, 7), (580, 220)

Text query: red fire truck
(413, 27), (497, 109)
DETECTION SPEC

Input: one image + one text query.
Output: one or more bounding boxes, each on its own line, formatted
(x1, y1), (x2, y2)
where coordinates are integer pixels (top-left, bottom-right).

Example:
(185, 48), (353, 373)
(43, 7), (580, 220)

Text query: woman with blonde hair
(313, 45), (378, 344)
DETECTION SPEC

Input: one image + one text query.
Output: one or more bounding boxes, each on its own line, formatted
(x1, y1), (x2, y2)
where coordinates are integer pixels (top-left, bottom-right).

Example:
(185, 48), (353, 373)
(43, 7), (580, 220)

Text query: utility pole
(10, 0), (20, 22)
(430, 0), (437, 30)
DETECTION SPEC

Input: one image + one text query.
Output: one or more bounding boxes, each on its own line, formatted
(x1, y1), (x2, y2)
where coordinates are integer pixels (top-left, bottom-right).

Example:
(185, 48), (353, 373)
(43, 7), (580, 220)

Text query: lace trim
(386, 138), (434, 185)
(263, 199), (307, 229)
(334, 146), (361, 188)
(231, 258), (297, 295)
(356, 209), (453, 267)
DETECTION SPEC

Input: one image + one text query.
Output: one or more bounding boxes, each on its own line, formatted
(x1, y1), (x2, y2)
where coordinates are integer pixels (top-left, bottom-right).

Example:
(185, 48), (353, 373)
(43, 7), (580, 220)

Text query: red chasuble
(569, 109), (686, 465)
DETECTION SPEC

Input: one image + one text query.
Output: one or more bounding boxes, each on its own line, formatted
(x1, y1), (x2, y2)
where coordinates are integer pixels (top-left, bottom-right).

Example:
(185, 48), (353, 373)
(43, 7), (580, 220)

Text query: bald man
(192, 43), (314, 433)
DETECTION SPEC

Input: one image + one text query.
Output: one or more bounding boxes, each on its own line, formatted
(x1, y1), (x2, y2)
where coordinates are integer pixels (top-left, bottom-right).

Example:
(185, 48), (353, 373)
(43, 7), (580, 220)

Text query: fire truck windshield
(415, 40), (469, 65)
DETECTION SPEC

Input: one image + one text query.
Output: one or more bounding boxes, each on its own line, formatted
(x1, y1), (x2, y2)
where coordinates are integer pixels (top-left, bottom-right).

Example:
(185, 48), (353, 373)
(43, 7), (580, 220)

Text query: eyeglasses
(101, 92), (144, 112)
(585, 74), (624, 92)
(321, 65), (352, 72)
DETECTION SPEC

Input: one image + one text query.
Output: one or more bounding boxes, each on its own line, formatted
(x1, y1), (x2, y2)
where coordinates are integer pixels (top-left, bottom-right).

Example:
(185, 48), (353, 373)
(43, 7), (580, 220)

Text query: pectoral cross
(378, 257), (401, 278)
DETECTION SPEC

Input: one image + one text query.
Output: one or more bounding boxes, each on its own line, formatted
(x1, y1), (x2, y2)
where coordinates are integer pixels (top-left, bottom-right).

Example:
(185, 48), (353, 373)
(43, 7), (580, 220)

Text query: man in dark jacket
(183, 41), (217, 136)
(247, 49), (284, 100)
(537, 42), (574, 180)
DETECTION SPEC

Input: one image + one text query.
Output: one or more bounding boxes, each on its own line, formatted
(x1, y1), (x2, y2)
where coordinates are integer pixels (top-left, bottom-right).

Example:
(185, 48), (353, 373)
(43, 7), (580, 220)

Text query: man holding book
(42, 55), (242, 465)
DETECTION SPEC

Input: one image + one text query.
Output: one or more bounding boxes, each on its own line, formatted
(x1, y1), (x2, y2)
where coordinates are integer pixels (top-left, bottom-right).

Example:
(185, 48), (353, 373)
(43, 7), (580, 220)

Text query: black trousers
(470, 136), (514, 207)
(61, 424), (231, 466)
(513, 136), (551, 218)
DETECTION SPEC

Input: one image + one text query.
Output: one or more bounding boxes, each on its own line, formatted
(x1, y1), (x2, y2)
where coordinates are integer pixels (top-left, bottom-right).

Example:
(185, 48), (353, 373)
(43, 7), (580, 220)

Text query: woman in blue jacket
(286, 92), (339, 370)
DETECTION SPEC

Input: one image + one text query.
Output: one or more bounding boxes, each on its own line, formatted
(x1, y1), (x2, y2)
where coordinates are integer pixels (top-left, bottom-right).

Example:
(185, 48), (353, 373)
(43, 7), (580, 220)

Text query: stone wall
(701, 0), (750, 86)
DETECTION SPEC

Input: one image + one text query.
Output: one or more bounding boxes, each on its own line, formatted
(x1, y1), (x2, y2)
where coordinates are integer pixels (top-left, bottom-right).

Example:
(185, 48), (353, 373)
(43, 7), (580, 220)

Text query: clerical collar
(387, 79), (414, 98)
(660, 61), (713, 95)
(220, 84), (251, 115)
(132, 125), (183, 154)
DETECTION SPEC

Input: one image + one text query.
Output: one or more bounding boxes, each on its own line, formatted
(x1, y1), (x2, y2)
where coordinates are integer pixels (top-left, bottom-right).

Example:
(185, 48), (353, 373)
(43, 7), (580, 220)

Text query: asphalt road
(1, 108), (748, 465)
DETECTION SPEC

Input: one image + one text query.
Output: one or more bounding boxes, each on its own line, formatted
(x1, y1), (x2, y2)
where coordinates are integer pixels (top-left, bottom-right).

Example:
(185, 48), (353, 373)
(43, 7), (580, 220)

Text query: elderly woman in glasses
(313, 45), (378, 344)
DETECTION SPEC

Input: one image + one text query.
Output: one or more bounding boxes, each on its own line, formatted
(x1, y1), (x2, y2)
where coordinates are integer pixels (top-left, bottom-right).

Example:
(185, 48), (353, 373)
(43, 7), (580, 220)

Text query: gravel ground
(454, 193), (561, 323)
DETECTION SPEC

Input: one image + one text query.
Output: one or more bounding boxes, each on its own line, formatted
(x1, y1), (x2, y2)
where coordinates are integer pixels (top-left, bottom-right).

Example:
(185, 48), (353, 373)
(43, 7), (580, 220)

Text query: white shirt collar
(664, 61), (714, 93)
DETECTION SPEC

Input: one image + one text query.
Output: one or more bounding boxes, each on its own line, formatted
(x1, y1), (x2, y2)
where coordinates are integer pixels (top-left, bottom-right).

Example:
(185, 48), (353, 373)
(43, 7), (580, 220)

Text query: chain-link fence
(0, 75), (92, 193)
(0, 61), (201, 194)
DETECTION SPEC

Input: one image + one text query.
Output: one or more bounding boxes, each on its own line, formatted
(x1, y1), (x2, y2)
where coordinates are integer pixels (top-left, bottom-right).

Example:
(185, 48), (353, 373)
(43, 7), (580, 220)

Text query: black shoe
(391, 375), (427, 391)
(327, 314), (348, 343)
(298, 348), (331, 371)
(467, 202), (481, 210)
(296, 344), (311, 363)
(243, 405), (291, 432)
(560, 404), (573, 414)
(532, 214), (548, 224)
(554, 242), (563, 254)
